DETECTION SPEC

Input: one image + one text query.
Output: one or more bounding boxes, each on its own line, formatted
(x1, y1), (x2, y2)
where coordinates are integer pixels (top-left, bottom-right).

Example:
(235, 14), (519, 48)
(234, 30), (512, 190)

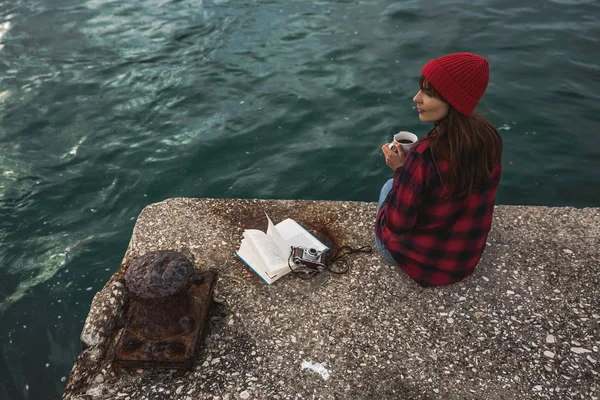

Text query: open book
(236, 213), (329, 284)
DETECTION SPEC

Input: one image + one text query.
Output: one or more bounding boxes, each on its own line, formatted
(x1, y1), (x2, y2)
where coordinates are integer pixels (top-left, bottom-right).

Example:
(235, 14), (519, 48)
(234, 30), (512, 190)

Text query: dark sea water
(0, 0), (599, 398)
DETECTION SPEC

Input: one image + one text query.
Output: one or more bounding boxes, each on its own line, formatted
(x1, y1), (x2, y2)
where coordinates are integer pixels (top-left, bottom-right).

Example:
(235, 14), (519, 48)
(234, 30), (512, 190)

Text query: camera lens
(308, 248), (318, 256)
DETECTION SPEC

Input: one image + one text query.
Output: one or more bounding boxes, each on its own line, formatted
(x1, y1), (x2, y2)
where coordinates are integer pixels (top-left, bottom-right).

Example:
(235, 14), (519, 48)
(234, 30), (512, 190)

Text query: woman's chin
(419, 113), (436, 123)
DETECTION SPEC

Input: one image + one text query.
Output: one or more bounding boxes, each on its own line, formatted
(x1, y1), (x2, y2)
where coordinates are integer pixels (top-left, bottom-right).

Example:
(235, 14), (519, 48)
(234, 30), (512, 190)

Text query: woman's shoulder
(411, 136), (439, 165)
(412, 136), (431, 155)
(407, 135), (447, 175)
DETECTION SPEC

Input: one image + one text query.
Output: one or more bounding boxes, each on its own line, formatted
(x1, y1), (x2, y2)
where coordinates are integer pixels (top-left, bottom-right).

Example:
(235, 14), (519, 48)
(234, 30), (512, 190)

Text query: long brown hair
(419, 76), (503, 198)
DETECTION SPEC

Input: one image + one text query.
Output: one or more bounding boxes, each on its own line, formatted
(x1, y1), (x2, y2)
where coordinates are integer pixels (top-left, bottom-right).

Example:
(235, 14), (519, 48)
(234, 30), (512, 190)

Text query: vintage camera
(291, 246), (327, 274)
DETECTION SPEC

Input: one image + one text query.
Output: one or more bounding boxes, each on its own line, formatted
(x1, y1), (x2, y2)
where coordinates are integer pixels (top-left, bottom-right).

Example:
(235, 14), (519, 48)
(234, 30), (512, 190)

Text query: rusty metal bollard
(113, 250), (216, 370)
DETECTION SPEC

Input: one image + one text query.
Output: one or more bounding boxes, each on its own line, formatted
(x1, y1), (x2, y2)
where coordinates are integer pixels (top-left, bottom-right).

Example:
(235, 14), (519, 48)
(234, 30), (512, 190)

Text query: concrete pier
(63, 198), (600, 400)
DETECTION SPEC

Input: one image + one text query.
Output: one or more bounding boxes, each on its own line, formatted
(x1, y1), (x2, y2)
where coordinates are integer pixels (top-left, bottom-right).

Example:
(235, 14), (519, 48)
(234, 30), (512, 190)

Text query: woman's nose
(413, 90), (422, 103)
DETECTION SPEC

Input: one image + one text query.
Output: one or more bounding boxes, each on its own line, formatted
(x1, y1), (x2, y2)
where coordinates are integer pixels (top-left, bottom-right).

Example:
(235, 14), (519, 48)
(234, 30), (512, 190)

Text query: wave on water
(0, 20), (10, 50)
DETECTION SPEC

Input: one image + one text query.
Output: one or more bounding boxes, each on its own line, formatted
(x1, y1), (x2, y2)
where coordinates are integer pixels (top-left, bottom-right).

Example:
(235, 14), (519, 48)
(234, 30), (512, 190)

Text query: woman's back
(376, 136), (502, 286)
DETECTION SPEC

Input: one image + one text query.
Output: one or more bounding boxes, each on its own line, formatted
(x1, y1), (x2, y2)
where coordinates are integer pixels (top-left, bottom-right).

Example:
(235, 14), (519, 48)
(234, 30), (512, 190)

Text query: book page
(236, 239), (264, 272)
(244, 230), (289, 272)
(236, 239), (283, 285)
(265, 213), (292, 258)
(275, 218), (329, 252)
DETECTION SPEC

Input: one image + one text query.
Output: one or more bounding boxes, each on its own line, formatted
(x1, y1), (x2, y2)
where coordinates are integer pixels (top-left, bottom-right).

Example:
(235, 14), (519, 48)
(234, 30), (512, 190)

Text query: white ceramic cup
(388, 131), (418, 154)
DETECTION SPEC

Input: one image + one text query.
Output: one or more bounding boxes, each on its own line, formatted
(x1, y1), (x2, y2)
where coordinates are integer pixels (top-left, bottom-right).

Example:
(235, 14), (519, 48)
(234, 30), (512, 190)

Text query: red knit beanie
(421, 52), (489, 116)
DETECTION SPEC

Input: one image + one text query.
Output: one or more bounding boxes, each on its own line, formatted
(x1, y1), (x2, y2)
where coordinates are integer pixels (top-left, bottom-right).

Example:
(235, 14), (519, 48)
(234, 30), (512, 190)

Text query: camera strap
(327, 245), (373, 274)
(288, 245), (372, 279)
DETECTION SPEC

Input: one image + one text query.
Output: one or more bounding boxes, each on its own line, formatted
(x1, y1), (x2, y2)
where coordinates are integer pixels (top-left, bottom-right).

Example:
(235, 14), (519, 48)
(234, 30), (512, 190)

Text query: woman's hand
(381, 143), (406, 171)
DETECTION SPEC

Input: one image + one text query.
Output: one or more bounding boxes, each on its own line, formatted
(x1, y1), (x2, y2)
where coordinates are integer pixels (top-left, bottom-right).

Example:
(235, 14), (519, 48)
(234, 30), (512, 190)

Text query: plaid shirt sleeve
(375, 151), (428, 246)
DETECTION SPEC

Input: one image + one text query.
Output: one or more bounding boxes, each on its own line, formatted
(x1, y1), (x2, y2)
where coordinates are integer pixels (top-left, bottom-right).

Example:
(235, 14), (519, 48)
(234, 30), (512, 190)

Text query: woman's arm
(376, 152), (427, 241)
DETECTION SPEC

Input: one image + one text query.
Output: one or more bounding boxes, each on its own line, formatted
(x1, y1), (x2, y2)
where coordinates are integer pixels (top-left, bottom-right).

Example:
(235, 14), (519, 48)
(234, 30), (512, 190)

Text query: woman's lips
(417, 108), (424, 114)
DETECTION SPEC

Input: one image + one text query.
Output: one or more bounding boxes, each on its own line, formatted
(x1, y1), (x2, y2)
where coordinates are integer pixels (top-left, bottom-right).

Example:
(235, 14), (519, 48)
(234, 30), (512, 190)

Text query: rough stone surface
(63, 198), (600, 400)
(80, 280), (127, 349)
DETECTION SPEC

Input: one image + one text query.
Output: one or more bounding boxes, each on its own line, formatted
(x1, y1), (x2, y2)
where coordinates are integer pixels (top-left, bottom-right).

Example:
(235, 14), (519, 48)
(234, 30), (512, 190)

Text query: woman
(375, 52), (503, 287)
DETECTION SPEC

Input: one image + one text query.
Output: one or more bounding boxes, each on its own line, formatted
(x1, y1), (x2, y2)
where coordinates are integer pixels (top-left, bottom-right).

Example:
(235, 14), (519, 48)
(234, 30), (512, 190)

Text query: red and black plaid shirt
(375, 136), (502, 287)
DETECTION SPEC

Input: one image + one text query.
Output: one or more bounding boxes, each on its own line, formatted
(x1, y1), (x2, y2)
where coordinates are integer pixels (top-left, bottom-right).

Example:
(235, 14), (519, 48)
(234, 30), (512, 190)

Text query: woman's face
(413, 89), (449, 123)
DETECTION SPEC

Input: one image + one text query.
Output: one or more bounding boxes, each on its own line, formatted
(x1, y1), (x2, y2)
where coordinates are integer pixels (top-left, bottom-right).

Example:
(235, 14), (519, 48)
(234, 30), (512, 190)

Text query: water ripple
(0, 0), (599, 398)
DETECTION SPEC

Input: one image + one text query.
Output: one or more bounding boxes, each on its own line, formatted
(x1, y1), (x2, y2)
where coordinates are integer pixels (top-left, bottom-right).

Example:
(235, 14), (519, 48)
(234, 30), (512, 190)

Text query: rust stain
(295, 221), (341, 254)
(208, 200), (345, 254)
(214, 202), (270, 232)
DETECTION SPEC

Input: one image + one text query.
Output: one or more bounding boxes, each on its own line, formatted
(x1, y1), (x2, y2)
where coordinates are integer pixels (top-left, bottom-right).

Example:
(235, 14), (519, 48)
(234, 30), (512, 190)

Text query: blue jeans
(375, 178), (396, 264)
